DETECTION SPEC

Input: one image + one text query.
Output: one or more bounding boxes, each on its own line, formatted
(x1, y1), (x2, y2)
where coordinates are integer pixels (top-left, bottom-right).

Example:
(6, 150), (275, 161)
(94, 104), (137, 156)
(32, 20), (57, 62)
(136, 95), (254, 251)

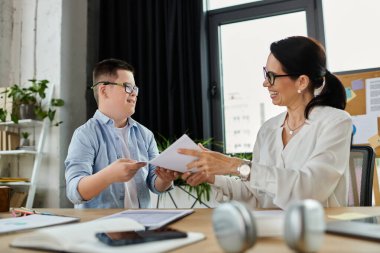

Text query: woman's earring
(297, 89), (302, 94)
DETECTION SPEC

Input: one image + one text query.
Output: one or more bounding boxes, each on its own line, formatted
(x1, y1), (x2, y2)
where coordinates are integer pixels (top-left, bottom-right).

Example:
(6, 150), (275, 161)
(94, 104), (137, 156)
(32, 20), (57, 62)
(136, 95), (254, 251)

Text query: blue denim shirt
(65, 110), (162, 208)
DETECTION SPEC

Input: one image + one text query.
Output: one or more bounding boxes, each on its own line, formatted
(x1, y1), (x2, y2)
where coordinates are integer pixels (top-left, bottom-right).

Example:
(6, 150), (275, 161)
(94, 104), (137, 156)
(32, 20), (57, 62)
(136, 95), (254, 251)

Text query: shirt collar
(94, 110), (137, 128)
(277, 106), (323, 128)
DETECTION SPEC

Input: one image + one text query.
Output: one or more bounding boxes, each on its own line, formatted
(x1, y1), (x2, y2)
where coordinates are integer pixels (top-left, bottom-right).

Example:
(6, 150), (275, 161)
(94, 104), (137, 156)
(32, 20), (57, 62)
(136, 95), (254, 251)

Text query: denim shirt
(65, 110), (162, 208)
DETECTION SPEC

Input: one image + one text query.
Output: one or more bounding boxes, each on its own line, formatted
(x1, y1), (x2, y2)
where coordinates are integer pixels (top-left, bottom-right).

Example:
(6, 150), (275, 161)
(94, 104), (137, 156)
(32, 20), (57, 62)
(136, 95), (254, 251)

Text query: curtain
(88, 0), (205, 141)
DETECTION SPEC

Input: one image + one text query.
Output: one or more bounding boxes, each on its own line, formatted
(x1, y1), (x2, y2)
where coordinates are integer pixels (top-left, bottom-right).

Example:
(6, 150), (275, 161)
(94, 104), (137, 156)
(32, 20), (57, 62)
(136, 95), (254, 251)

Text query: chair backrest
(348, 145), (375, 206)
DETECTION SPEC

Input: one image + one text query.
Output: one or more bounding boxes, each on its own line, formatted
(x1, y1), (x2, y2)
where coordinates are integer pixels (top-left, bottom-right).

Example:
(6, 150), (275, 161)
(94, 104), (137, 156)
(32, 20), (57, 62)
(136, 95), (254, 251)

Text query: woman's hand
(178, 143), (242, 175)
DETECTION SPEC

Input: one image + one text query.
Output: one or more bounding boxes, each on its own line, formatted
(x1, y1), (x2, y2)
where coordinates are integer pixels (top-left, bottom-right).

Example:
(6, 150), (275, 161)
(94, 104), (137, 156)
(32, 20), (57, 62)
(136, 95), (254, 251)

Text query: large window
(322, 0), (380, 72)
(208, 0), (322, 153)
(208, 0), (262, 10)
(220, 12), (307, 153)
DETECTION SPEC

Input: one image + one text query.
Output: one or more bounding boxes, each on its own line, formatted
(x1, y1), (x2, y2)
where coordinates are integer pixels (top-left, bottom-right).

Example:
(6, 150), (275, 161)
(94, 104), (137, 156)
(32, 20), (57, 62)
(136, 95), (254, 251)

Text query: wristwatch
(237, 159), (252, 181)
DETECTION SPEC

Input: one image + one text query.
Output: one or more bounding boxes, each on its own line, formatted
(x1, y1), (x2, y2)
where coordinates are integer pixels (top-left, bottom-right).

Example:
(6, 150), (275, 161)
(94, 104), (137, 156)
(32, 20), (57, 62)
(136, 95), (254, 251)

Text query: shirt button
(117, 155), (121, 159)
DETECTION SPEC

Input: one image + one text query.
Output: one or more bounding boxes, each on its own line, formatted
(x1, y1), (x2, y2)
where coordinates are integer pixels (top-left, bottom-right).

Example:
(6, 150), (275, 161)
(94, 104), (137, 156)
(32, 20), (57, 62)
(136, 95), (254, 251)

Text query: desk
(2, 207), (380, 252)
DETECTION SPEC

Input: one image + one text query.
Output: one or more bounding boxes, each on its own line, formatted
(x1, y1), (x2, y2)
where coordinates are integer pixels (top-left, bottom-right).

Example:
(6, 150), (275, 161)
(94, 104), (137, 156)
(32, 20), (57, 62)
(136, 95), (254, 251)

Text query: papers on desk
(149, 134), (201, 173)
(103, 209), (194, 229)
(0, 214), (79, 234)
(11, 217), (205, 253)
(328, 212), (374, 220)
(253, 210), (284, 237)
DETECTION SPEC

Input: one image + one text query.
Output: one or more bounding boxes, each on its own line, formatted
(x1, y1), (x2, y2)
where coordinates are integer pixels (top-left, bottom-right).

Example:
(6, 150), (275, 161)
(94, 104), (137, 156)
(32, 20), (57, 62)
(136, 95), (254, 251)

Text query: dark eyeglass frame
(263, 67), (300, 86)
(91, 81), (139, 95)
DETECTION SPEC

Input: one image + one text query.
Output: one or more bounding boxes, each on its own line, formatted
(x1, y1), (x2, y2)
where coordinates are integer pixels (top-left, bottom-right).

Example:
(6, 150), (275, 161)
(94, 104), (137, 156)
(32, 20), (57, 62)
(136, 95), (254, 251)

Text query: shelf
(0, 150), (37, 155)
(0, 119), (43, 128)
(0, 181), (31, 186)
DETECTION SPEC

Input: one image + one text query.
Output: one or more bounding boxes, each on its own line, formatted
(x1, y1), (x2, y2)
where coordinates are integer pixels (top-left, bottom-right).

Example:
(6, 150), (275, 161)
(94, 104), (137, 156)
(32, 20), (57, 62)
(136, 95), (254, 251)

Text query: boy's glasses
(92, 81), (139, 95)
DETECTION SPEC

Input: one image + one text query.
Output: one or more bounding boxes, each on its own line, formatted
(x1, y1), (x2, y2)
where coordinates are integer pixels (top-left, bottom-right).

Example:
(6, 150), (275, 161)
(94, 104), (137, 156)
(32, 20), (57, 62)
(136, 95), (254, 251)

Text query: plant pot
(20, 138), (30, 146)
(19, 104), (36, 120)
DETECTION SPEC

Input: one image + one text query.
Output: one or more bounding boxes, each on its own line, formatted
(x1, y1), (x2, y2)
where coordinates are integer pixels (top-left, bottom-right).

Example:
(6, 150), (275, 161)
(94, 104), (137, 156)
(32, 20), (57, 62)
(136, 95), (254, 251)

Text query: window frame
(206, 0), (324, 152)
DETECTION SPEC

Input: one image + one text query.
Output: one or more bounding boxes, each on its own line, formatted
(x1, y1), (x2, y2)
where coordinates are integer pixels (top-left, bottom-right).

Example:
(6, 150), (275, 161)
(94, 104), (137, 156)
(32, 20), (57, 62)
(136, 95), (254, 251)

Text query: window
(322, 0), (380, 72)
(208, 0), (321, 153)
(220, 12), (307, 153)
(208, 0), (262, 10)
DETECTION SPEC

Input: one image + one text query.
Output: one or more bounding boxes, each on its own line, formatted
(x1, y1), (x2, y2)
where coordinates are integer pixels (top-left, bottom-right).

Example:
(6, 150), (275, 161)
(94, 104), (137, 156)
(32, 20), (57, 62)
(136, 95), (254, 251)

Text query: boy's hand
(106, 159), (146, 183)
(155, 167), (179, 183)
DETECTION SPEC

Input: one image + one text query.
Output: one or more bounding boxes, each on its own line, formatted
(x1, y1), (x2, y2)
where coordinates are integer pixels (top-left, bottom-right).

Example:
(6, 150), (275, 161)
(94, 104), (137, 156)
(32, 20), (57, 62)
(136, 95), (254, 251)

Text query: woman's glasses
(92, 81), (139, 95)
(263, 67), (299, 86)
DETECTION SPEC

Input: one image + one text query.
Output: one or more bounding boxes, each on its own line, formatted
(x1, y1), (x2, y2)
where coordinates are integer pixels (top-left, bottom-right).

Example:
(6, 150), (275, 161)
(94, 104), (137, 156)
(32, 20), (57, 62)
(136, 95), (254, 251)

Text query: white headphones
(212, 199), (325, 253)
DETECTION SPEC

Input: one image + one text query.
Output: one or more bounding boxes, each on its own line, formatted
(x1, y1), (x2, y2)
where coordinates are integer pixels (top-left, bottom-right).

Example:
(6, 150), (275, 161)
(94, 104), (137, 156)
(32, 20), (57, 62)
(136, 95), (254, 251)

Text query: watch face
(239, 164), (251, 177)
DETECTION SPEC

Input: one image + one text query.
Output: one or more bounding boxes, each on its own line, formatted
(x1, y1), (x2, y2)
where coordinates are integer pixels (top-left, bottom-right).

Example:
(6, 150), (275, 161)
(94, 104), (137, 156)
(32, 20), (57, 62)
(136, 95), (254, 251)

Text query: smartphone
(95, 227), (187, 246)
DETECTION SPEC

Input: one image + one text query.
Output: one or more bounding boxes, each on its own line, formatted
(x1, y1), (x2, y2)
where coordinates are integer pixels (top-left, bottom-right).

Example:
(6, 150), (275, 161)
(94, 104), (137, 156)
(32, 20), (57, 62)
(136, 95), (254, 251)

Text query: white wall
(0, 0), (87, 207)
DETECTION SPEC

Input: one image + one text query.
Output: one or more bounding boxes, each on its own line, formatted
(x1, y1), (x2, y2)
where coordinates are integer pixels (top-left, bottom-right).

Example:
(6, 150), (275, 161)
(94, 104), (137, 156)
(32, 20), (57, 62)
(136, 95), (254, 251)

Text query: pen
(10, 207), (55, 217)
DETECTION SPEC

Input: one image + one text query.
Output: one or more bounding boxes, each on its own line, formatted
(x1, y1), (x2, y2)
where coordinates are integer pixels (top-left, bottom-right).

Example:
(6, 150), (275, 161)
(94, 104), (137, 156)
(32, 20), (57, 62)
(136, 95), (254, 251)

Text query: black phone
(95, 227), (188, 246)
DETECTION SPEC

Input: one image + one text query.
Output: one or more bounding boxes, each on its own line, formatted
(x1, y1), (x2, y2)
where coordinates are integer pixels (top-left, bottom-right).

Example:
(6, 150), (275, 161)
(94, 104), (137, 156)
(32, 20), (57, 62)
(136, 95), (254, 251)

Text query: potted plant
(155, 134), (214, 207)
(20, 132), (31, 147)
(4, 79), (64, 125)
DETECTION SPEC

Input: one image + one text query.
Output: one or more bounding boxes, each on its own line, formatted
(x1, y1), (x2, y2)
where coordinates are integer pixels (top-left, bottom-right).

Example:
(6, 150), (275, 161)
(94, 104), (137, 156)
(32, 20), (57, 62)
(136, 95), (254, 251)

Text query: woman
(178, 36), (352, 209)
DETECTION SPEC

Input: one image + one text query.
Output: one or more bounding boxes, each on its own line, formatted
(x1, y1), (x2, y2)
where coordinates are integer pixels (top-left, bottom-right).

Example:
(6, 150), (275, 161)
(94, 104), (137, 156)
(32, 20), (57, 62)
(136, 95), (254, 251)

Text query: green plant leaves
(155, 133), (214, 203)
(0, 108), (7, 122)
(51, 98), (64, 107)
(3, 79), (64, 125)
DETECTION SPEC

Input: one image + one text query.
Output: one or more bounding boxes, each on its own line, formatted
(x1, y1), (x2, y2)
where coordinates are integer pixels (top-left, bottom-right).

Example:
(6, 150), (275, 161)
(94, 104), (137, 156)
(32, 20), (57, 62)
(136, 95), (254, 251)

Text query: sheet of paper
(253, 210), (284, 237)
(149, 134), (202, 173)
(0, 214), (79, 234)
(352, 115), (378, 144)
(366, 77), (380, 114)
(103, 209), (194, 229)
(328, 212), (373, 220)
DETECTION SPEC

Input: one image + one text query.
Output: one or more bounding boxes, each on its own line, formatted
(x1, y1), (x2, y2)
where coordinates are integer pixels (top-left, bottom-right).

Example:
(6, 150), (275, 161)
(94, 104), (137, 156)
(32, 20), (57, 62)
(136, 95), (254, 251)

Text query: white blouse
(212, 106), (352, 209)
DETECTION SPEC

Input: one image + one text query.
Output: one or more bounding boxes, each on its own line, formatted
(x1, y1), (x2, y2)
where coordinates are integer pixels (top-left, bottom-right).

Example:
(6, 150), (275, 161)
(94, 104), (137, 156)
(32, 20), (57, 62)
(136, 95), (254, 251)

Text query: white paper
(102, 209), (194, 229)
(253, 210), (284, 237)
(0, 214), (79, 234)
(352, 115), (378, 144)
(11, 217), (205, 253)
(149, 134), (202, 173)
(366, 77), (380, 114)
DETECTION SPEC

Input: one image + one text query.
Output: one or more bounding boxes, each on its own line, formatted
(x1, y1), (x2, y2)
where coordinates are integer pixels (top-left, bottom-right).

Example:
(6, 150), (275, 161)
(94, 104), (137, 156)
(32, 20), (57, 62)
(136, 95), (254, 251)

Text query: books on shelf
(0, 177), (30, 182)
(0, 130), (20, 151)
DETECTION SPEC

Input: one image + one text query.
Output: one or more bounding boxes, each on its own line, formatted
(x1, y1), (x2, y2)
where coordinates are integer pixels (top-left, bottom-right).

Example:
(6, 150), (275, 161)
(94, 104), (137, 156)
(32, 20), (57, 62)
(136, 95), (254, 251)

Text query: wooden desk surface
(2, 207), (380, 252)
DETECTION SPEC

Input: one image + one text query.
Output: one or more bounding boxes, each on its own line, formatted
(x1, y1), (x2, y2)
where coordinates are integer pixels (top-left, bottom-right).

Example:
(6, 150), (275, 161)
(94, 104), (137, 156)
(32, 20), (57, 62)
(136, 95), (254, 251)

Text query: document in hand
(103, 209), (194, 229)
(11, 217), (205, 253)
(149, 134), (202, 173)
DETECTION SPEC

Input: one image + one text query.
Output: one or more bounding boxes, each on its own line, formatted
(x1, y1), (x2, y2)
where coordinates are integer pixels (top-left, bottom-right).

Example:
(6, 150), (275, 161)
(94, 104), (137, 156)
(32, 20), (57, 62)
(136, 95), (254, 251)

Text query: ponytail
(304, 70), (346, 118)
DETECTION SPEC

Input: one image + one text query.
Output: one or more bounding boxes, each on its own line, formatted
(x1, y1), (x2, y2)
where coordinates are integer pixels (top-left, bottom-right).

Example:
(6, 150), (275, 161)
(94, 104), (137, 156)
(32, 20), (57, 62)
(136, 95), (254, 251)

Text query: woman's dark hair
(270, 36), (346, 118)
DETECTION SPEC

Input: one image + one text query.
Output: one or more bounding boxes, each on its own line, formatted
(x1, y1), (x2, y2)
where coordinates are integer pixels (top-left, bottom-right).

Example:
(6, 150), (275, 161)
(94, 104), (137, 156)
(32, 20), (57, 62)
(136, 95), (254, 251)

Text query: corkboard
(336, 69), (380, 156)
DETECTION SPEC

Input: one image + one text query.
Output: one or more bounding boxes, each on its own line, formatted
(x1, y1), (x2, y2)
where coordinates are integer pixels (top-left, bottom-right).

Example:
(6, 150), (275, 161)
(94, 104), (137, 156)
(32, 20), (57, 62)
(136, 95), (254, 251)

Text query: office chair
(348, 145), (375, 206)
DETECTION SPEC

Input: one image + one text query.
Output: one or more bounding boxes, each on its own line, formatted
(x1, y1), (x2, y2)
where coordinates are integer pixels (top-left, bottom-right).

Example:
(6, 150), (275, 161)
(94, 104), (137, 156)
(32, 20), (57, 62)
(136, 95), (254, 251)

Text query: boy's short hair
(92, 59), (135, 104)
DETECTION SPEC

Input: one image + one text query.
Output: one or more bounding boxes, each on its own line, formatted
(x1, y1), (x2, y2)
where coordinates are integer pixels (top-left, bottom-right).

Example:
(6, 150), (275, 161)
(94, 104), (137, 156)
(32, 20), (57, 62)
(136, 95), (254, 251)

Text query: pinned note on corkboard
(335, 68), (380, 156)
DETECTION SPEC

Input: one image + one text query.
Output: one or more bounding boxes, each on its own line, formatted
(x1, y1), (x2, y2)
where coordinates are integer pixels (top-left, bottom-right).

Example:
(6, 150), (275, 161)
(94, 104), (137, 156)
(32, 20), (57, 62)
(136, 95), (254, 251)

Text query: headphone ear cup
(212, 201), (257, 253)
(284, 199), (325, 253)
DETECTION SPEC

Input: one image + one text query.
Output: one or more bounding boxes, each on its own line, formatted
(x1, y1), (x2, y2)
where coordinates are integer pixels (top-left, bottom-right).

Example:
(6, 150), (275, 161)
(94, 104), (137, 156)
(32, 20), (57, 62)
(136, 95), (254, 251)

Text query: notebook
(326, 215), (380, 241)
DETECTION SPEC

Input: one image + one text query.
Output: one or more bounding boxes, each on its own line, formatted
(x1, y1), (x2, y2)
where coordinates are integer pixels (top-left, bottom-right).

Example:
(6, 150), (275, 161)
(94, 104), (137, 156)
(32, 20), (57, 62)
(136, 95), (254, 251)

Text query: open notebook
(11, 217), (205, 253)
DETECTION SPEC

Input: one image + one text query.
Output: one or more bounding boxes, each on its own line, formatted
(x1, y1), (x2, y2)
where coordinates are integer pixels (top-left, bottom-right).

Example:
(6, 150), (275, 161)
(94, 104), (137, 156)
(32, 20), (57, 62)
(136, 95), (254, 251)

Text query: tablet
(326, 216), (380, 241)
